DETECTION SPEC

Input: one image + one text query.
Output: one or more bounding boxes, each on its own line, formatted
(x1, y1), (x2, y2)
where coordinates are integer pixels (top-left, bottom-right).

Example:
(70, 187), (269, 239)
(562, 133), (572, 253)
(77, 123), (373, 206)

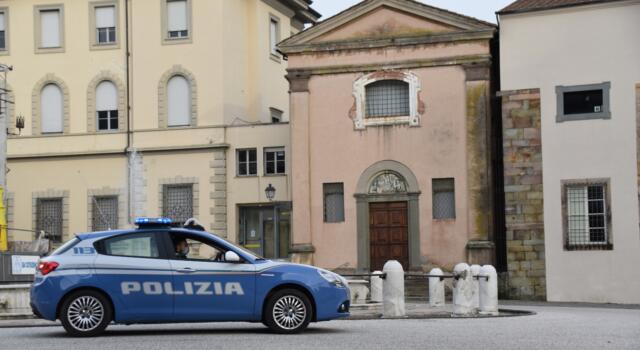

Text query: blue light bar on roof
(135, 217), (173, 225)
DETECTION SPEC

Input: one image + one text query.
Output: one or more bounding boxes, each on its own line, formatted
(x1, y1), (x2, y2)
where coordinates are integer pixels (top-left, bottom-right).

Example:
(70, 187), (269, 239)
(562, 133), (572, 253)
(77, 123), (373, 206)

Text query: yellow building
(0, 0), (319, 259)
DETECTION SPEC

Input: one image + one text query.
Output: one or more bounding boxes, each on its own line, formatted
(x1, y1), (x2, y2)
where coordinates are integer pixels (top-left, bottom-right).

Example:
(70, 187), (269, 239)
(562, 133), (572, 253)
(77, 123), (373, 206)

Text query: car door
(167, 232), (256, 322)
(93, 230), (174, 322)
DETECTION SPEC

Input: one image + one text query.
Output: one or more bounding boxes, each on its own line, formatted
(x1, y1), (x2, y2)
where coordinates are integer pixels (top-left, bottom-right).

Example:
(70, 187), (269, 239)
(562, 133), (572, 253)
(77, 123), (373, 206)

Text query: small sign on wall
(11, 255), (39, 275)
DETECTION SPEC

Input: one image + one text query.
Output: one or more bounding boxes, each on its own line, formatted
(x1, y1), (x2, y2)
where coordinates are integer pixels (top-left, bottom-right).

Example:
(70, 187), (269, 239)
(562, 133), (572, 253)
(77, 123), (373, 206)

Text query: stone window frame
(0, 7), (10, 56)
(157, 176), (199, 221)
(560, 178), (613, 251)
(87, 187), (126, 231)
(32, 189), (69, 242)
(158, 65), (197, 128)
(33, 4), (65, 54)
(88, 0), (120, 51)
(87, 71), (126, 133)
(556, 82), (611, 122)
(268, 13), (281, 63)
(160, 0), (193, 45)
(31, 74), (70, 135)
(352, 71), (422, 130)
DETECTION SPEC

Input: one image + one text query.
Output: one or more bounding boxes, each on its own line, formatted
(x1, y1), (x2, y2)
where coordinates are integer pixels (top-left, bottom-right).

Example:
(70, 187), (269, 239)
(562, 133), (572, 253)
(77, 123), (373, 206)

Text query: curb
(344, 308), (535, 321)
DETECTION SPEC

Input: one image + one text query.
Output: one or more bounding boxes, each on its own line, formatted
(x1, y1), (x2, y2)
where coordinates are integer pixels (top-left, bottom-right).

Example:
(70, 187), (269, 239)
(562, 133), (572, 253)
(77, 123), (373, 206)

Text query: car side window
(169, 233), (230, 262)
(98, 232), (161, 258)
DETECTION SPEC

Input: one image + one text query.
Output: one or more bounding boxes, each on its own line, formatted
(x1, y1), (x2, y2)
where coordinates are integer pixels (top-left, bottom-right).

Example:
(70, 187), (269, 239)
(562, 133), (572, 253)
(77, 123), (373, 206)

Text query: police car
(30, 218), (350, 336)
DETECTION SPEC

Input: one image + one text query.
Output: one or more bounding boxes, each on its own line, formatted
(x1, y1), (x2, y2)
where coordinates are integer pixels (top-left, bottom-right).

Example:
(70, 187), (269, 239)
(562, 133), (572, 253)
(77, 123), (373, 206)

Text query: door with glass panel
(239, 205), (290, 259)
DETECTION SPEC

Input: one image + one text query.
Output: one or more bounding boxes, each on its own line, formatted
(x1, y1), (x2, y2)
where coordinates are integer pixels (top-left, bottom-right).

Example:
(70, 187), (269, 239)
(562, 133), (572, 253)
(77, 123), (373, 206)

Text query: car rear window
(49, 237), (80, 256)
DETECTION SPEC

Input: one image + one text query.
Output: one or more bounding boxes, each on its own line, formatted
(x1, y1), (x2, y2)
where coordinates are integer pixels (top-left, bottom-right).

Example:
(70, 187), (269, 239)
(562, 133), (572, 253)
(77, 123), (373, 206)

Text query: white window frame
(96, 80), (119, 132)
(166, 75), (191, 127)
(40, 83), (64, 134)
(34, 4), (65, 54)
(0, 8), (10, 55)
(161, 0), (192, 45)
(89, 1), (119, 49)
(236, 148), (258, 177)
(264, 147), (286, 176)
(562, 179), (612, 250)
(352, 71), (421, 130)
(270, 107), (283, 123)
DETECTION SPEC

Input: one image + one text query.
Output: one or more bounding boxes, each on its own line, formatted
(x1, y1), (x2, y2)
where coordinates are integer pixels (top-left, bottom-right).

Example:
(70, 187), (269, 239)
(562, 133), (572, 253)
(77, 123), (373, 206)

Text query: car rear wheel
(60, 290), (112, 337)
(264, 289), (312, 334)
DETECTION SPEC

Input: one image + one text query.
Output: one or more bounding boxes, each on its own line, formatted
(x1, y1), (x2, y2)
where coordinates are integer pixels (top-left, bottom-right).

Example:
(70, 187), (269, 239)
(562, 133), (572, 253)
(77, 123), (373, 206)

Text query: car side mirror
(224, 251), (241, 263)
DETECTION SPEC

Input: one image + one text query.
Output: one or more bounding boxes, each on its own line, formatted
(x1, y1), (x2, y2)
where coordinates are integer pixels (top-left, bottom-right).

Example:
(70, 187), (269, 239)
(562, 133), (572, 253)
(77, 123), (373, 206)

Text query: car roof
(75, 227), (210, 241)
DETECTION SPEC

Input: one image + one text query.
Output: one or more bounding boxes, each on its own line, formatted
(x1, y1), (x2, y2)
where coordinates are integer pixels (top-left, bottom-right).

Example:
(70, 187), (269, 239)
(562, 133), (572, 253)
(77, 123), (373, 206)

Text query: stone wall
(499, 88), (546, 300)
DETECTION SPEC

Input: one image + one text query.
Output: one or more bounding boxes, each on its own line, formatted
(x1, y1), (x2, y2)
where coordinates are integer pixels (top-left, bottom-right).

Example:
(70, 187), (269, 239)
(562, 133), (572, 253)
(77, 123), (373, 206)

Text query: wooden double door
(369, 201), (409, 271)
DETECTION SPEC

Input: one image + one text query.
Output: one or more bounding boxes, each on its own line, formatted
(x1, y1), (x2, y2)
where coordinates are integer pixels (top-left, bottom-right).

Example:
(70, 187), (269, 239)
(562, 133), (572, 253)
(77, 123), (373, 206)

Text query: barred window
(237, 149), (257, 176)
(162, 184), (193, 225)
(264, 147), (285, 175)
(564, 182), (611, 250)
(365, 80), (410, 118)
(92, 196), (118, 231)
(36, 198), (63, 243)
(323, 183), (344, 223)
(433, 178), (455, 219)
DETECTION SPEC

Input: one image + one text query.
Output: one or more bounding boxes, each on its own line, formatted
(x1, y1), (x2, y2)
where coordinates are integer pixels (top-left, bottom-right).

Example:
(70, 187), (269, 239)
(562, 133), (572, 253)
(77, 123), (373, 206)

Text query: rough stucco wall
(500, 88), (545, 300)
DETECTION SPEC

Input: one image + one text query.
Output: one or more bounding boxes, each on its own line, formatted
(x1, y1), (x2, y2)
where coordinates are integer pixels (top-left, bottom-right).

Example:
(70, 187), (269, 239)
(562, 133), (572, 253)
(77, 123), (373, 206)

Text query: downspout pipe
(125, 0), (133, 224)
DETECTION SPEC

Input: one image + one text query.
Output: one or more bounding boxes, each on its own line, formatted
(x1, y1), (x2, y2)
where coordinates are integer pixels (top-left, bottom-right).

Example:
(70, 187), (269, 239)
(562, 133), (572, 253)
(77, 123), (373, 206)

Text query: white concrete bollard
(452, 263), (476, 316)
(470, 264), (481, 309)
(428, 268), (445, 307)
(382, 260), (405, 318)
(370, 270), (384, 303)
(479, 265), (498, 315)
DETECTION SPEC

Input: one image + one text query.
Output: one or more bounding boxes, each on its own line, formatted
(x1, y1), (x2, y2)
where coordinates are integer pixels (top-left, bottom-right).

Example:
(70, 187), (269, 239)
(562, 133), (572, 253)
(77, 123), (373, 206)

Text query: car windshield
(215, 234), (265, 260)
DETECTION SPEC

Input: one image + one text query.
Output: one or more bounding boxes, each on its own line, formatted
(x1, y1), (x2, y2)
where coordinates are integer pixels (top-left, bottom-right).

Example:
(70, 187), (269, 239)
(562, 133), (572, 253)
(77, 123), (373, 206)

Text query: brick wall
(499, 88), (546, 300)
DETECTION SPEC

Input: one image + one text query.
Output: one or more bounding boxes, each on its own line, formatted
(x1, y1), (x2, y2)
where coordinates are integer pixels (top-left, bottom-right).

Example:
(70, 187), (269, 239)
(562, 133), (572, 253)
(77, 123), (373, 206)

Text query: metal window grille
(432, 178), (455, 219)
(237, 149), (257, 176)
(92, 196), (118, 231)
(97, 27), (116, 44)
(97, 110), (118, 131)
(163, 184), (193, 224)
(36, 198), (63, 243)
(323, 183), (344, 223)
(365, 80), (410, 118)
(566, 184), (610, 249)
(265, 147), (285, 175)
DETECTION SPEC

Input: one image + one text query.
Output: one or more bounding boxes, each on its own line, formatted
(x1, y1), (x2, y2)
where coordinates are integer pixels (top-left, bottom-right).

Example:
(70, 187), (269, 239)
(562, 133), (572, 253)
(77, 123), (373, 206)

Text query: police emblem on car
(30, 217), (350, 337)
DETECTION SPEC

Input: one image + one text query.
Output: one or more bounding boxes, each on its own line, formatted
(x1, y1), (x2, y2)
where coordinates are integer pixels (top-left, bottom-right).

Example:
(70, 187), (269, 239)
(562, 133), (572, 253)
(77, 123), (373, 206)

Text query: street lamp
(265, 183), (276, 202)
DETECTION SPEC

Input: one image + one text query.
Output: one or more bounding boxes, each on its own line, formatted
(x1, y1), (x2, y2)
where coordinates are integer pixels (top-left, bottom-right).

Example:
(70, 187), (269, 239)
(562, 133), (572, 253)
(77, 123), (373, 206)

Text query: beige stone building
(1, 0), (319, 259)
(279, 0), (500, 272)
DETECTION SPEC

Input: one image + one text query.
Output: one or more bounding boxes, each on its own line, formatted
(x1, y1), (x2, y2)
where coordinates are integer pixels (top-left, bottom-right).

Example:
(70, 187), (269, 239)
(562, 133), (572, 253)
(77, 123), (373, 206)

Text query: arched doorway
(355, 161), (421, 271)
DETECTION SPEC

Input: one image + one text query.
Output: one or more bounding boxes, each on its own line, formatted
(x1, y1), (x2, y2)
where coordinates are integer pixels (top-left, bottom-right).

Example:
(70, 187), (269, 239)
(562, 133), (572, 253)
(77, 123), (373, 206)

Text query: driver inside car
(174, 238), (190, 259)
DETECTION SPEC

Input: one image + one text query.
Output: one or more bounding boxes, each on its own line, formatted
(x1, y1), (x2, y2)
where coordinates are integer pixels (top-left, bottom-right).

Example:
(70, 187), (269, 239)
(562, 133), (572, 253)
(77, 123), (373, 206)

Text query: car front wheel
(60, 290), (112, 337)
(264, 289), (312, 334)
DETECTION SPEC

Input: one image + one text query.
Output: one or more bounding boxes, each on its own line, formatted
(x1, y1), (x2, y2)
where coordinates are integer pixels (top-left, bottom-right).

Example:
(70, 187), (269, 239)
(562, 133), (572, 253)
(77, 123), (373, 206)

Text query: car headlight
(318, 269), (347, 288)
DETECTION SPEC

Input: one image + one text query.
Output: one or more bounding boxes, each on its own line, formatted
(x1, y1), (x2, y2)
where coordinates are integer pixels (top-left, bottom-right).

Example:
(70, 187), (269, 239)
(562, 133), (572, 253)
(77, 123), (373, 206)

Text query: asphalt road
(2, 305), (639, 350)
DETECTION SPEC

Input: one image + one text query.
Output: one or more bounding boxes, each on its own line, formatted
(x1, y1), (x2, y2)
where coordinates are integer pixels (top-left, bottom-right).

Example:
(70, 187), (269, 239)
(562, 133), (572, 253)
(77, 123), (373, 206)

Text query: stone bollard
(452, 263), (476, 316)
(470, 264), (481, 309)
(428, 268), (445, 307)
(479, 265), (498, 315)
(382, 260), (405, 317)
(370, 270), (383, 303)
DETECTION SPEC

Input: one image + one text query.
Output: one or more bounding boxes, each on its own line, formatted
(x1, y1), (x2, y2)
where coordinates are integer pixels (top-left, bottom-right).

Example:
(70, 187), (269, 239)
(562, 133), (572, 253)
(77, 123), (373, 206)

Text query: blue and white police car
(30, 218), (350, 336)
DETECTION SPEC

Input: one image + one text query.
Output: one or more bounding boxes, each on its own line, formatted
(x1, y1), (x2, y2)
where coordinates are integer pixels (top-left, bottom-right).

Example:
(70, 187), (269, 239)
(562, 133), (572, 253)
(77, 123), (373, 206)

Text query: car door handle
(176, 267), (197, 274)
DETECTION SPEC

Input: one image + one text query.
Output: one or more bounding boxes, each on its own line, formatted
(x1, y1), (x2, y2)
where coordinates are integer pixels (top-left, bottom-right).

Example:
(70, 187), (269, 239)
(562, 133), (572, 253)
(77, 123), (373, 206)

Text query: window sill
(355, 115), (419, 130)
(556, 112), (611, 123)
(90, 42), (120, 51)
(269, 53), (282, 63)
(263, 173), (287, 177)
(564, 243), (613, 251)
(0, 49), (8, 56)
(35, 46), (65, 54)
(162, 36), (192, 45)
(235, 175), (258, 178)
(432, 218), (456, 222)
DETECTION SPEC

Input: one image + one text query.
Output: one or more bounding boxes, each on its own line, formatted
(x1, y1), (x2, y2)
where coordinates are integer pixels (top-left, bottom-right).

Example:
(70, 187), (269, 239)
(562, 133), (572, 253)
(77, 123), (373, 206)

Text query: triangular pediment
(280, 0), (495, 48)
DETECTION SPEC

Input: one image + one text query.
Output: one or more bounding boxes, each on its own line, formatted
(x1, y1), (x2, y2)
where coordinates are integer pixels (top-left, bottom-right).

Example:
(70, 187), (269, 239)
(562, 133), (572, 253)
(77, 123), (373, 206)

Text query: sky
(311, 0), (515, 23)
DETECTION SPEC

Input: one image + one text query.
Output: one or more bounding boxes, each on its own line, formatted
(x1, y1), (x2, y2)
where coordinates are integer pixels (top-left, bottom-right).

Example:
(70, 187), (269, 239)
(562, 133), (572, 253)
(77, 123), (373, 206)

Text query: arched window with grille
(96, 80), (118, 131)
(40, 83), (63, 133)
(167, 75), (191, 126)
(365, 80), (410, 118)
